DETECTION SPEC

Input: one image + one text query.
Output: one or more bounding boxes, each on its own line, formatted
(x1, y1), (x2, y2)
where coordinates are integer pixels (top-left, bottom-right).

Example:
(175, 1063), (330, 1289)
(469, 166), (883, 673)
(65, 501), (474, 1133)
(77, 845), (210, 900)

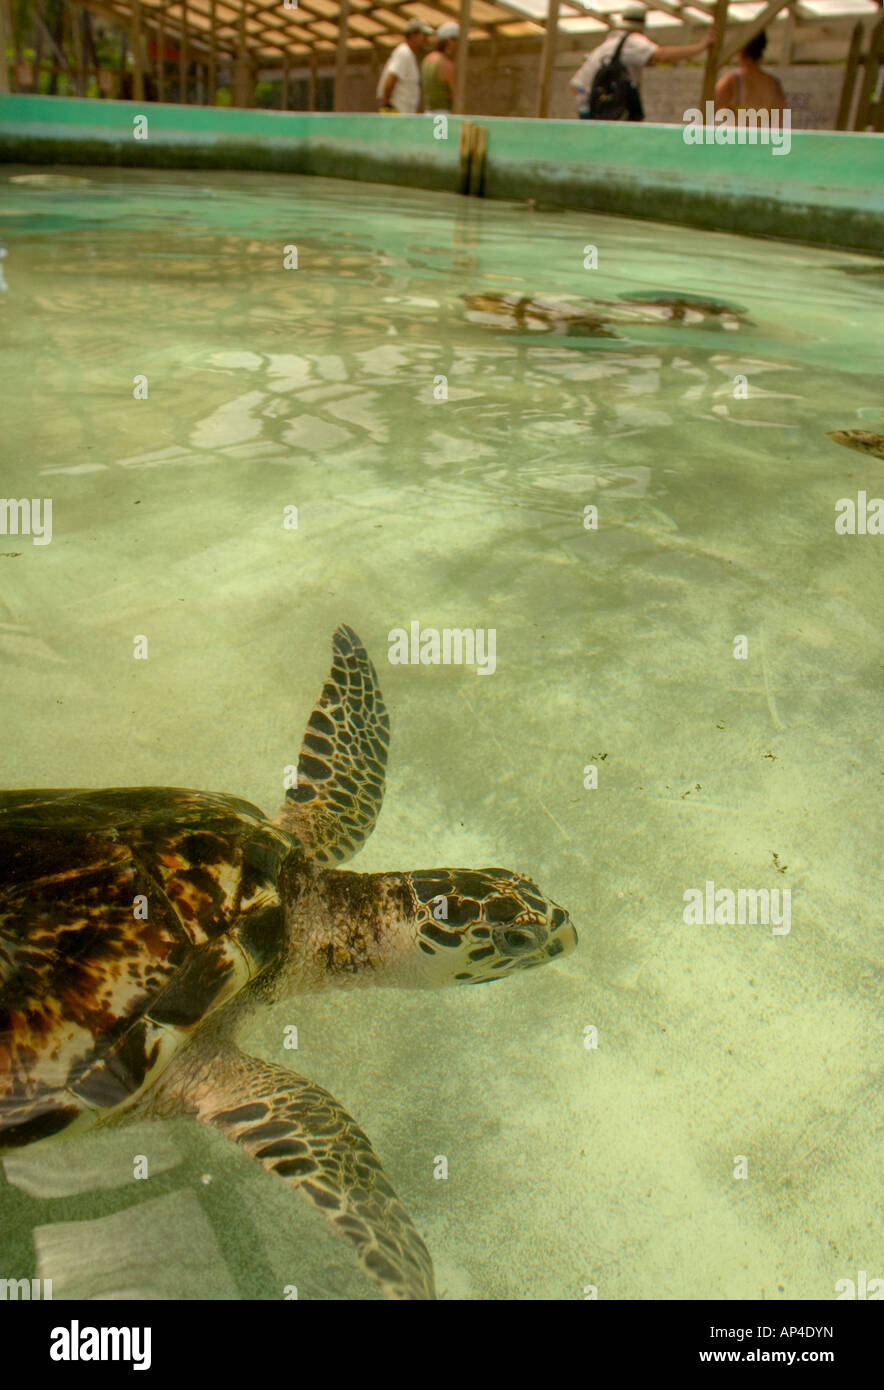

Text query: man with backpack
(571, 6), (717, 122)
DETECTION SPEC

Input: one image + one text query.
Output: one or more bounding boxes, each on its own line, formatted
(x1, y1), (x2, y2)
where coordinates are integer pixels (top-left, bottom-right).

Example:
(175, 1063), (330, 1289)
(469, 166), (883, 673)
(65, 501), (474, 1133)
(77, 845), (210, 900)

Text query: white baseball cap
(621, 5), (647, 22)
(437, 22), (460, 38)
(405, 18), (433, 33)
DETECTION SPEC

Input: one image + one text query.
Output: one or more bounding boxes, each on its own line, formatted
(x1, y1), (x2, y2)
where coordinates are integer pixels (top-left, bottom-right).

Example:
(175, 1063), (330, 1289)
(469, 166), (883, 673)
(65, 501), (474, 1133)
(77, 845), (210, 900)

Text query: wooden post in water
(453, 0), (471, 115)
(468, 123), (486, 196)
(701, 0), (729, 108)
(334, 0), (349, 111)
(535, 0), (560, 118)
(458, 118), (473, 193)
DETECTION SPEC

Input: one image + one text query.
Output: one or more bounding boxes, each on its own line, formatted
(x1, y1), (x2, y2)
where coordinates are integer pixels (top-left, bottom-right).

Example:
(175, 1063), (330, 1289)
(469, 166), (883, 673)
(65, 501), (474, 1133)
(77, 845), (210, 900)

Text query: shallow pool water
(1, 166), (882, 1301)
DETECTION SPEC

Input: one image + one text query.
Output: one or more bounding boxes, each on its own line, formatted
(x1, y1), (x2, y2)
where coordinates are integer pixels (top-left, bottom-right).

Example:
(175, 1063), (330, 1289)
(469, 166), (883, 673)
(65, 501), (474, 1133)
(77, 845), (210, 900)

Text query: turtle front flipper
(275, 625), (390, 866)
(170, 1044), (435, 1300)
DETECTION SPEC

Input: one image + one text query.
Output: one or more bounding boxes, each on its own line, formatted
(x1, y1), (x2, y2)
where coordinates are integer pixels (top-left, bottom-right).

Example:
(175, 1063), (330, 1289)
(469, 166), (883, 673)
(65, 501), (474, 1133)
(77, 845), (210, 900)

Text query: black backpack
(587, 33), (644, 121)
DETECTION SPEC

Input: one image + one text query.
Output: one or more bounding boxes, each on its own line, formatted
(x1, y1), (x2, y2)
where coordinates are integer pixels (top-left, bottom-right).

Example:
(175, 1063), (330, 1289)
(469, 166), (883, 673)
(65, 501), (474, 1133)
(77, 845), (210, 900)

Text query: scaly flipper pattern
(275, 625), (390, 866)
(178, 1044), (435, 1300)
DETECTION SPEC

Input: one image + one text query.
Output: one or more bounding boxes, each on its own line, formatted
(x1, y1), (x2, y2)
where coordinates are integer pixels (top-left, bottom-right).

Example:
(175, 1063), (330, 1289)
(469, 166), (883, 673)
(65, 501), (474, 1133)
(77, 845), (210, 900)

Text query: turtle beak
(547, 917), (578, 958)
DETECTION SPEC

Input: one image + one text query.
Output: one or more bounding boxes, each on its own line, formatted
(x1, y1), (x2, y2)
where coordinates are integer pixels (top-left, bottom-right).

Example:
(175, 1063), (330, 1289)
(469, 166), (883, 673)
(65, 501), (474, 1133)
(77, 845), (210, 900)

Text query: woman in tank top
(714, 29), (786, 117)
(422, 22), (459, 112)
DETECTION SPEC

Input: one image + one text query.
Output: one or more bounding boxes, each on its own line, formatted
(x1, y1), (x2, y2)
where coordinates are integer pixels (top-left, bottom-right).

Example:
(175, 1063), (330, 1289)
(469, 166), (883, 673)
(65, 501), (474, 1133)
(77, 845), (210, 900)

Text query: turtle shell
(0, 787), (293, 1150)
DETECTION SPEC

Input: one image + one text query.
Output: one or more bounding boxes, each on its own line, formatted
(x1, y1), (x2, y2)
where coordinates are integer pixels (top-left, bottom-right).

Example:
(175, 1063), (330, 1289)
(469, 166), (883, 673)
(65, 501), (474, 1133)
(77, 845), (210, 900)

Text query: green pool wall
(1, 94), (882, 252)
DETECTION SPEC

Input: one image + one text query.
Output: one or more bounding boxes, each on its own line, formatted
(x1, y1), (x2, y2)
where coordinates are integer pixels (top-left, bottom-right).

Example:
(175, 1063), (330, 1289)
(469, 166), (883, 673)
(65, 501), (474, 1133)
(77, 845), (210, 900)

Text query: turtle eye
(504, 929), (536, 953)
(492, 921), (544, 957)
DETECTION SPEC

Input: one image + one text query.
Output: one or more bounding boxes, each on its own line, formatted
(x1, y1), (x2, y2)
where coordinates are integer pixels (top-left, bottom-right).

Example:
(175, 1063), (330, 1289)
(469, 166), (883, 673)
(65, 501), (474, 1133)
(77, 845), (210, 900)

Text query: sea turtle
(826, 429), (884, 460)
(0, 625), (576, 1300)
(614, 291), (749, 329)
(462, 290), (749, 338)
(462, 292), (618, 337)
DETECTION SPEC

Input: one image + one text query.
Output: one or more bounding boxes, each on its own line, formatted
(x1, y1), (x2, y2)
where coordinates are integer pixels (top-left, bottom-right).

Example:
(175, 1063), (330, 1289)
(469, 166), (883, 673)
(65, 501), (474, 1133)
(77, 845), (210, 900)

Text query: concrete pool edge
(1, 95), (882, 253)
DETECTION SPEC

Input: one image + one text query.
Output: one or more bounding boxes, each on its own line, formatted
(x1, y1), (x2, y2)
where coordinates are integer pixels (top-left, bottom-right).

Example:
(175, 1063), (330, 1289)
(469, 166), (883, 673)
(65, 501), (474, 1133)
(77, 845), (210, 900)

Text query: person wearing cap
(570, 6), (716, 120)
(377, 20), (433, 113)
(422, 22), (459, 112)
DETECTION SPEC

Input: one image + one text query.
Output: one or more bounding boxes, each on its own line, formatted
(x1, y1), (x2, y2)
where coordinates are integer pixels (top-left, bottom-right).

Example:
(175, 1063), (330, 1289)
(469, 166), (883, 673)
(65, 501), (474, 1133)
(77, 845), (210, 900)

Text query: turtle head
(404, 868), (577, 987)
(285, 865), (575, 992)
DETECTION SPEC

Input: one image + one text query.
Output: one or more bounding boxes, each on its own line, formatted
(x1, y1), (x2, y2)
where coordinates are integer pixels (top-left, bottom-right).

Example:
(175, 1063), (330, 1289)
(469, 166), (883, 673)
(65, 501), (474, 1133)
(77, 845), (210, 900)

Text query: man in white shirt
(571, 6), (716, 119)
(377, 20), (432, 113)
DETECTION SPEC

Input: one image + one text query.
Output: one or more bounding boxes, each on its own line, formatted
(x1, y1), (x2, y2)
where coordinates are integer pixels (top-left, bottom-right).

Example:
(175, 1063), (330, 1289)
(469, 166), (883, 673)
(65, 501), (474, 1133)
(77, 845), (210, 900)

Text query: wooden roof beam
(720, 0), (791, 62)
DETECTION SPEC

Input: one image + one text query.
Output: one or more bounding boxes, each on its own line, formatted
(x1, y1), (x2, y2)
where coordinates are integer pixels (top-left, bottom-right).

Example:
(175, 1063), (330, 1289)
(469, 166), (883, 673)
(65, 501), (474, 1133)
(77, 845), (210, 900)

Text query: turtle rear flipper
(164, 1043), (435, 1300)
(275, 625), (390, 867)
(826, 429), (884, 459)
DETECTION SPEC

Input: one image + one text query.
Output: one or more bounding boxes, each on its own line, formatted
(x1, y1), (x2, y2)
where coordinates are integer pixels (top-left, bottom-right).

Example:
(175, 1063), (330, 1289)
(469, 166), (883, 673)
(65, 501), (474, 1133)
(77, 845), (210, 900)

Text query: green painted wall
(1, 94), (882, 252)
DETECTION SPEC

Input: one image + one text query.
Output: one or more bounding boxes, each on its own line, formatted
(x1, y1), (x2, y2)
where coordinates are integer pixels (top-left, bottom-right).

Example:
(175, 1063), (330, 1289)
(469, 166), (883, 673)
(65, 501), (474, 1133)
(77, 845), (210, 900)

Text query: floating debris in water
(826, 429), (884, 459)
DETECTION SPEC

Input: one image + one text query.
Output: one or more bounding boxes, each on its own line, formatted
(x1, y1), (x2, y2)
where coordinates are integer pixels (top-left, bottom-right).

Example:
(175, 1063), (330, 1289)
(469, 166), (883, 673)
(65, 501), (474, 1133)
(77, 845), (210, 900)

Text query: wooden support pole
(458, 118), (473, 193)
(234, 0), (251, 106)
(70, 0), (86, 95)
(308, 48), (316, 110)
(133, 0), (144, 100)
(157, 0), (165, 100)
(118, 28), (128, 99)
(333, 0), (349, 111)
(468, 122), (486, 196)
(701, 0), (729, 107)
(854, 17), (884, 130)
(836, 21), (863, 130)
(719, 0), (791, 67)
(208, 0), (216, 103)
(0, 0), (10, 94)
(180, 0), (188, 102)
(282, 50), (289, 109)
(535, 0), (559, 118)
(453, 0), (470, 114)
(780, 3), (795, 64)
